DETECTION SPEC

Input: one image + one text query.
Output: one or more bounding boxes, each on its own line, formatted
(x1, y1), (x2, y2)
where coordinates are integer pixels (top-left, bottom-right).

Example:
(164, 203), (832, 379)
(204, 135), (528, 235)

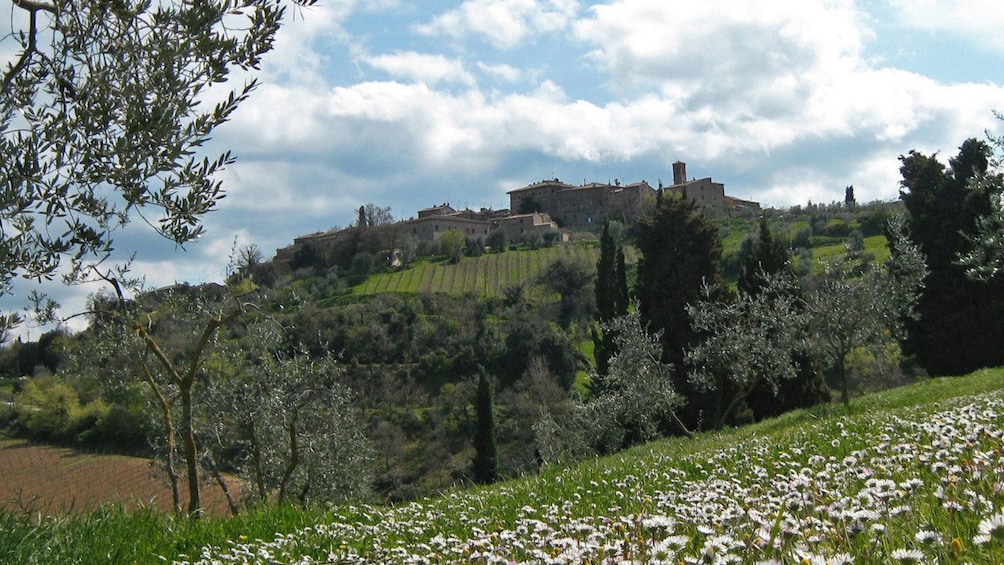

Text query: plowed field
(0, 439), (239, 516)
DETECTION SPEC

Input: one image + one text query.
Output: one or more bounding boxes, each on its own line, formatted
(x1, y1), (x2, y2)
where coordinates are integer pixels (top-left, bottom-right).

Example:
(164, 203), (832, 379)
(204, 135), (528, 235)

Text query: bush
(14, 376), (81, 440)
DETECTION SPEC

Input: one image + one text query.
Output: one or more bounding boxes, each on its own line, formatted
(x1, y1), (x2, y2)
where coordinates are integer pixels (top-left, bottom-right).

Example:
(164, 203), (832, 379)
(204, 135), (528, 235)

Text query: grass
(811, 235), (890, 272)
(354, 245), (604, 298)
(3, 368), (1003, 563)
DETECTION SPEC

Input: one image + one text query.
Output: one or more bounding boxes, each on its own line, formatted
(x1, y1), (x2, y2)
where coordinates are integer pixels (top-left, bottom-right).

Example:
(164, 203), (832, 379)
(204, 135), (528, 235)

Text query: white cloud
(477, 62), (524, 82)
(888, 0), (1004, 51)
(363, 52), (476, 86)
(415, 0), (581, 49)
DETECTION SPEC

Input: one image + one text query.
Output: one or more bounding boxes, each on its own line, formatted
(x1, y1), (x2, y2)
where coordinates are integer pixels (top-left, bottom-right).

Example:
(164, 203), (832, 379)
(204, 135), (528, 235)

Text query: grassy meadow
(3, 368), (1003, 564)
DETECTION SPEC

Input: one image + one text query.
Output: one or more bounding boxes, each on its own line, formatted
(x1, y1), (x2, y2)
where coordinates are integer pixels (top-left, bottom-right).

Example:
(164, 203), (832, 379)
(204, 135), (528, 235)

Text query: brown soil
(0, 439), (241, 516)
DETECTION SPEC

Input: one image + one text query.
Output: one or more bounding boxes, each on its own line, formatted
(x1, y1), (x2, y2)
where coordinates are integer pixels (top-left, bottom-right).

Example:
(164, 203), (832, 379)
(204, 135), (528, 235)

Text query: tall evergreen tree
(615, 247), (629, 317)
(899, 138), (1004, 374)
(591, 221), (630, 391)
(635, 192), (724, 428)
(472, 370), (498, 485)
(738, 215), (791, 296)
(636, 193), (724, 368)
(595, 221), (619, 322)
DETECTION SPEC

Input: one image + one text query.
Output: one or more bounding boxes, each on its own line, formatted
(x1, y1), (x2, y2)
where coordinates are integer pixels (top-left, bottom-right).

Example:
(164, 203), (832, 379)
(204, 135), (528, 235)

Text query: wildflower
(976, 512), (1004, 544)
(642, 515), (676, 533)
(947, 537), (965, 561)
(890, 548), (925, 564)
(914, 530), (940, 546)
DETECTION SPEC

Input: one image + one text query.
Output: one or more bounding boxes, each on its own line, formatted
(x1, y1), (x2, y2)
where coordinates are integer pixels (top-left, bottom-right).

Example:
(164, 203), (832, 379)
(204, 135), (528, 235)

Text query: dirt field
(0, 439), (240, 516)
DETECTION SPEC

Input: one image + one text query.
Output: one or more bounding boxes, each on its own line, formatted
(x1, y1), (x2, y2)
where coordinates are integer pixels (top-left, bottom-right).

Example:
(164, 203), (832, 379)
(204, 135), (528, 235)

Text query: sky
(6, 0), (1004, 338)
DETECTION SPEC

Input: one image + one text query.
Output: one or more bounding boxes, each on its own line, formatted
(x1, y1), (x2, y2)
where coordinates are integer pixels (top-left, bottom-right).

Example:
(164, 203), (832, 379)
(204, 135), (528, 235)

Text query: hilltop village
(270, 162), (759, 273)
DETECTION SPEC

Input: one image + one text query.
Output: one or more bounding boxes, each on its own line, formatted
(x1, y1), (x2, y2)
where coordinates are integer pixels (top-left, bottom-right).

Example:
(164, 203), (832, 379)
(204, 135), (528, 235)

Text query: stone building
(506, 161), (758, 227)
(506, 179), (657, 227)
(405, 204), (496, 242)
(491, 212), (566, 244)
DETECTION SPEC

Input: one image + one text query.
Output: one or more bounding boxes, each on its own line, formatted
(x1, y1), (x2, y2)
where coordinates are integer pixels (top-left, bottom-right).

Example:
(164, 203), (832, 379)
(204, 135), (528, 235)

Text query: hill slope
(352, 245), (609, 297)
(4, 370), (1001, 563)
(168, 368), (1001, 564)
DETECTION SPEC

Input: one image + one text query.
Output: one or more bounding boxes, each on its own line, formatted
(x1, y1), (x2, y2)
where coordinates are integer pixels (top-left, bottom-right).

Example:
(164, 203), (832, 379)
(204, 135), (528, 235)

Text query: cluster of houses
(272, 162), (759, 269)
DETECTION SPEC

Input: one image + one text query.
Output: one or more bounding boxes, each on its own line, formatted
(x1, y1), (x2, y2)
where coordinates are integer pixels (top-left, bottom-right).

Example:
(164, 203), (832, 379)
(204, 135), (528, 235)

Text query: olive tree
(209, 324), (374, 506)
(1, 0), (300, 334)
(85, 279), (245, 517)
(535, 306), (690, 466)
(805, 215), (926, 406)
(686, 272), (806, 429)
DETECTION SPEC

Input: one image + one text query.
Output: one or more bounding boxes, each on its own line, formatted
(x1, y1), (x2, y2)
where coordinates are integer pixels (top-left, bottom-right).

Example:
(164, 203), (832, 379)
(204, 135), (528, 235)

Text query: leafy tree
(486, 228), (507, 252)
(87, 279), (244, 517)
(495, 319), (577, 389)
(362, 203), (394, 228)
(438, 229), (465, 264)
(0, 0), (296, 335)
(686, 273), (806, 428)
(899, 138), (1004, 374)
(212, 324), (373, 507)
(535, 307), (690, 466)
(805, 216), (926, 406)
(959, 123), (1004, 280)
(472, 369), (498, 485)
(730, 218), (829, 421)
(540, 256), (595, 331)
(521, 229), (543, 250)
(960, 191), (1004, 280)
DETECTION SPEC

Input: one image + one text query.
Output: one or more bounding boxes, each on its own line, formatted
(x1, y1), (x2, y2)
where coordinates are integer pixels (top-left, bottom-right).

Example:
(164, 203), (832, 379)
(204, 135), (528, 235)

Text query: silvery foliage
(536, 306), (681, 465)
(686, 272), (805, 402)
(959, 189), (1004, 281)
(805, 214), (926, 404)
(807, 215), (926, 358)
(1, 0), (288, 335)
(208, 322), (374, 505)
(957, 121), (1004, 280)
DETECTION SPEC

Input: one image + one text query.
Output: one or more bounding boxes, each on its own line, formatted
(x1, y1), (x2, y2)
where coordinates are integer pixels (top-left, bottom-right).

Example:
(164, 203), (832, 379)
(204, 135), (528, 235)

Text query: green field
(353, 245), (606, 297)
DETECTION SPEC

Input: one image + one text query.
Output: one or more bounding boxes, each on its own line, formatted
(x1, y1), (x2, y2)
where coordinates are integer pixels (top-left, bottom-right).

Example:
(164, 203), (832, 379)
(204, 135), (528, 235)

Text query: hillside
(3, 368), (1002, 563)
(338, 208), (891, 299)
(352, 245), (608, 297)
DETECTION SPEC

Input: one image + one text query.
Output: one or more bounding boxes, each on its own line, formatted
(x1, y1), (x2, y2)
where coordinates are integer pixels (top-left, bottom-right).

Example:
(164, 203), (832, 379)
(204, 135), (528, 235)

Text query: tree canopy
(635, 191), (723, 378)
(898, 138), (1004, 374)
(1, 0), (299, 331)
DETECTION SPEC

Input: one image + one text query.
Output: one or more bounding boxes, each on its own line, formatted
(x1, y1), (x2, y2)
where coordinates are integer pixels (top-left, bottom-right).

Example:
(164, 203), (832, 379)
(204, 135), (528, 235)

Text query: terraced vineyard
(354, 245), (610, 296)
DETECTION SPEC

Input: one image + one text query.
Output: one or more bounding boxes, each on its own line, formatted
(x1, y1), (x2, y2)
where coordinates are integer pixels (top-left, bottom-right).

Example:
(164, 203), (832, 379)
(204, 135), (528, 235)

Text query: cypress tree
(615, 246), (629, 317)
(591, 220), (625, 392)
(636, 193), (723, 371)
(635, 192), (724, 428)
(595, 220), (618, 322)
(738, 215), (790, 296)
(899, 138), (1004, 374)
(472, 370), (498, 484)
